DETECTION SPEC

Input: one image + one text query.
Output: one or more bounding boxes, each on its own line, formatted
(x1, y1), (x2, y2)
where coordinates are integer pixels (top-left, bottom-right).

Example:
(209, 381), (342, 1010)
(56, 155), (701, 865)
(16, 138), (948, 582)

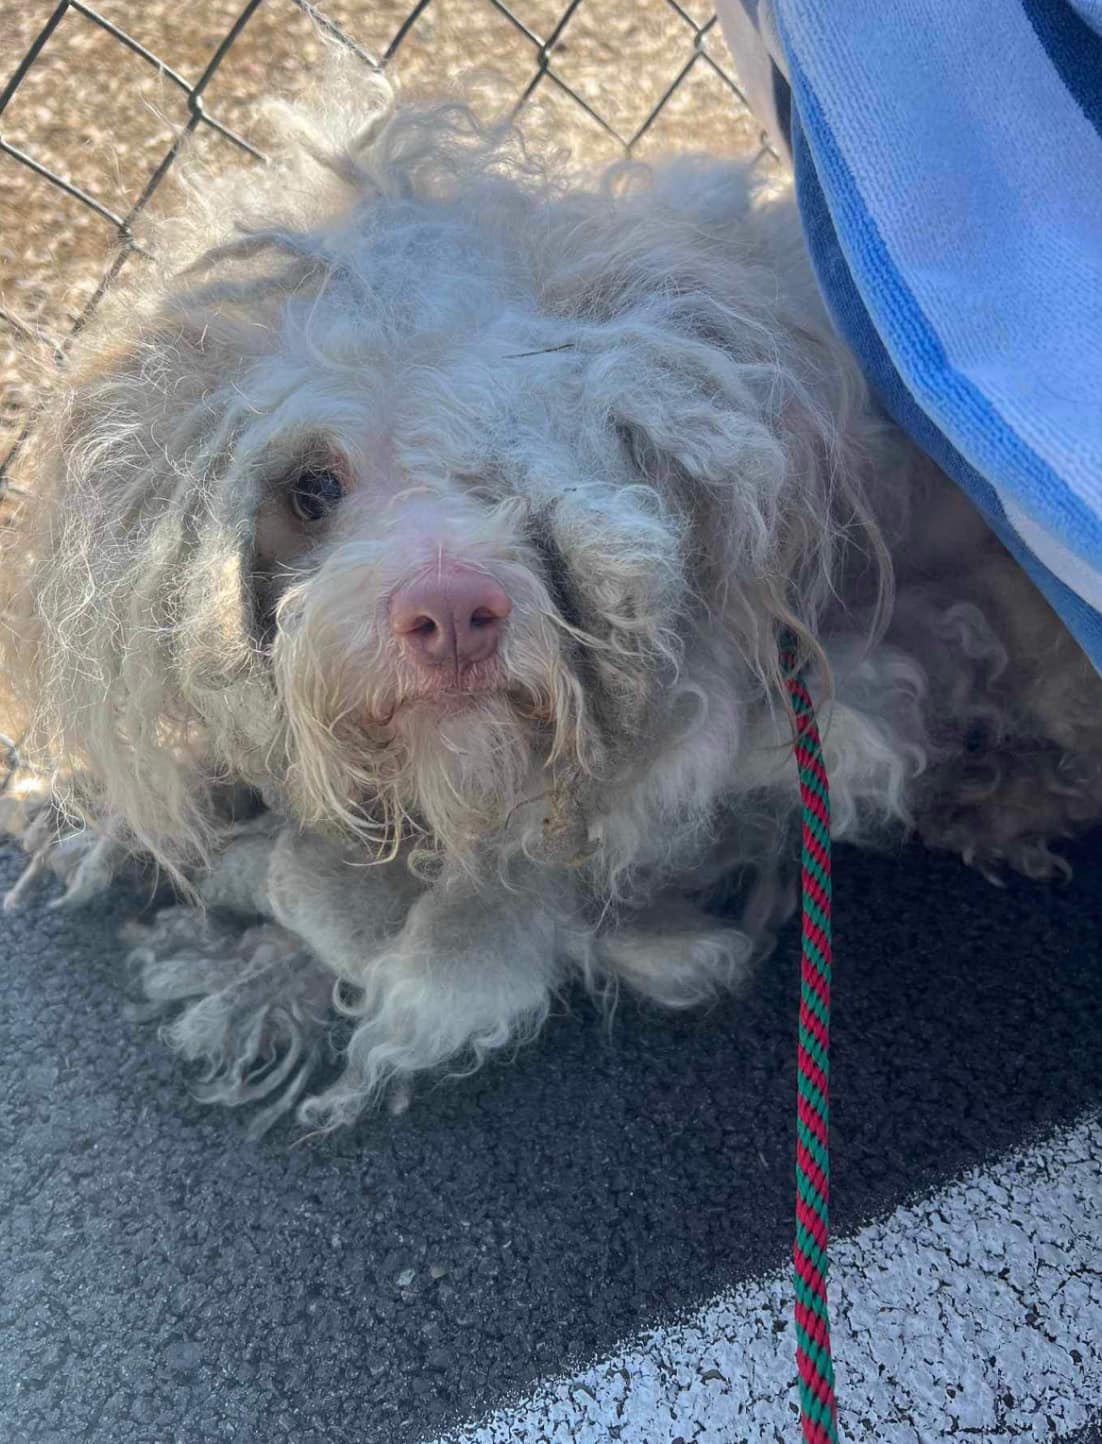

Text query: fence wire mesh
(0, 0), (774, 478)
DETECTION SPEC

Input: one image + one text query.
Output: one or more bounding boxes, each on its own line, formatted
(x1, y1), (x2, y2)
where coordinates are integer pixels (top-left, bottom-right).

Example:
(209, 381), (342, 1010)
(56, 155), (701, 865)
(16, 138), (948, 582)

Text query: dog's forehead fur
(231, 297), (604, 511)
(184, 171), (787, 529)
(110, 88), (834, 508)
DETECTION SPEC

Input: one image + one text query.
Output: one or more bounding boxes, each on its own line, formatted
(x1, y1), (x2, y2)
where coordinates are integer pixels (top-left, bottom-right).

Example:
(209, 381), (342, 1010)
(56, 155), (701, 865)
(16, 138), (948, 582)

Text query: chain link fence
(0, 0), (775, 480)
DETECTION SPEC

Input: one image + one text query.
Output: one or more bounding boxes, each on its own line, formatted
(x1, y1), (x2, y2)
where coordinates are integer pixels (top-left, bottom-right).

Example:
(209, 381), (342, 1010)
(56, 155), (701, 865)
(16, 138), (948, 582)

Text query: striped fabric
(716, 0), (1102, 672)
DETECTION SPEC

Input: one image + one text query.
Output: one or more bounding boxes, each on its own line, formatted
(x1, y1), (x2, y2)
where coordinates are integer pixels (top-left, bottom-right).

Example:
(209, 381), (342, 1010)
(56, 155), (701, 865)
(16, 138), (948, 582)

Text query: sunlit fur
(3, 66), (1100, 1129)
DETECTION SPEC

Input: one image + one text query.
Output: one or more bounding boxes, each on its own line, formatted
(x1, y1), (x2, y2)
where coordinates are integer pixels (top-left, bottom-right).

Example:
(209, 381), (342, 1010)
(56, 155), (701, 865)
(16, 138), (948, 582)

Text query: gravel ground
(1, 0), (763, 456)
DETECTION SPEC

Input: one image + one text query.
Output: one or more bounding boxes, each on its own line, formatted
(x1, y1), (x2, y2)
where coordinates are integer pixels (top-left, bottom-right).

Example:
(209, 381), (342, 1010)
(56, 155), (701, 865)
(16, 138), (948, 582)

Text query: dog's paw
(0, 769), (128, 912)
(917, 744), (1102, 884)
(125, 907), (335, 1136)
(596, 902), (755, 1008)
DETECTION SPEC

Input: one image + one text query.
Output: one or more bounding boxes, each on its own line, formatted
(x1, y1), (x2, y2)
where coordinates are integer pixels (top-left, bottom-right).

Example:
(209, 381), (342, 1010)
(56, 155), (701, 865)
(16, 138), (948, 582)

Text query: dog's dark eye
(288, 469), (344, 523)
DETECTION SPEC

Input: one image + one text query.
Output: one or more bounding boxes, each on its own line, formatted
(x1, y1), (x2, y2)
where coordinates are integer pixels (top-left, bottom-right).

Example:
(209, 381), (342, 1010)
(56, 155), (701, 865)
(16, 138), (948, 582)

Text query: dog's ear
(0, 303), (274, 877)
(529, 311), (821, 742)
(596, 318), (810, 573)
(537, 156), (889, 688)
(576, 297), (885, 696)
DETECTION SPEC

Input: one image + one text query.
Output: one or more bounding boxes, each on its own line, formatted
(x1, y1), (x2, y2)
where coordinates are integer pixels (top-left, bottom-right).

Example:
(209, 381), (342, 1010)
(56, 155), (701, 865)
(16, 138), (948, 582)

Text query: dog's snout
(390, 564), (512, 670)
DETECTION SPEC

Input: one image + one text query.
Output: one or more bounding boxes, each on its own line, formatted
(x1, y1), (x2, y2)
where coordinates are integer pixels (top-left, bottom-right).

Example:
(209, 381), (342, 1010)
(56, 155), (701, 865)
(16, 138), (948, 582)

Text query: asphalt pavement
(2, 830), (1101, 1443)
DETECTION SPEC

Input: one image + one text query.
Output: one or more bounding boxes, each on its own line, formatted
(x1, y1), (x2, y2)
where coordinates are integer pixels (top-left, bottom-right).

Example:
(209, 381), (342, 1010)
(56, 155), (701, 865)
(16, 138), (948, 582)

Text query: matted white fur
(2, 65), (1100, 1128)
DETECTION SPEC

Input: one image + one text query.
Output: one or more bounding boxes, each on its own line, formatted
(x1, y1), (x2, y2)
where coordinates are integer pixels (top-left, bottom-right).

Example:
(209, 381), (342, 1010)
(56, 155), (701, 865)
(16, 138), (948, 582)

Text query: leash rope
(781, 639), (839, 1444)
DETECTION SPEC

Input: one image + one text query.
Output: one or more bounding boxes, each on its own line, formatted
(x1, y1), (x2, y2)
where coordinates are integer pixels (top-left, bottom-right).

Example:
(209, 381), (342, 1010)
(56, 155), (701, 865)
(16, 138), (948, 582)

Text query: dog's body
(3, 80), (1101, 1128)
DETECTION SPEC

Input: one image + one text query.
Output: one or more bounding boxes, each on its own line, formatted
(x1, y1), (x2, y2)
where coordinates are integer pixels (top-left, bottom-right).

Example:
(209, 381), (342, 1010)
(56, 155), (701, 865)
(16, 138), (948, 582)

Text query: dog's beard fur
(270, 505), (597, 875)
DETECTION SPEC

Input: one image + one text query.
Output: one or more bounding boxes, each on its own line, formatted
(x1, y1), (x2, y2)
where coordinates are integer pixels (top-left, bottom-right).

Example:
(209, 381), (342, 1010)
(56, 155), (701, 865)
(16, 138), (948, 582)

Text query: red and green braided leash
(782, 637), (839, 1443)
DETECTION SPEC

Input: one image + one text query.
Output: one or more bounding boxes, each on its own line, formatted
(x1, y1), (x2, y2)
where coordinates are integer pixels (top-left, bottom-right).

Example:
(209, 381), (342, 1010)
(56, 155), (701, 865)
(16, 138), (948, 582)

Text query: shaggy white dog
(2, 74), (1100, 1130)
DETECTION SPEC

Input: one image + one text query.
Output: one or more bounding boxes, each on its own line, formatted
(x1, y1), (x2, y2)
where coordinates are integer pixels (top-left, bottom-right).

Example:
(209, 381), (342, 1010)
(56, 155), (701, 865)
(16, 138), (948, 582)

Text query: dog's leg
(1, 765), (270, 914)
(157, 826), (572, 1129)
(261, 826), (425, 982)
(0, 770), (131, 912)
(292, 858), (577, 1130)
(122, 824), (427, 1131)
(899, 551), (1102, 879)
(918, 743), (1102, 881)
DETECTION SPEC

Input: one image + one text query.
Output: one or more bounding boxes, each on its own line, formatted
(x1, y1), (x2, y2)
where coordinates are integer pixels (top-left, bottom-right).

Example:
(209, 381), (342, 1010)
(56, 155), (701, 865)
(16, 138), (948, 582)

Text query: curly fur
(2, 65), (1100, 1129)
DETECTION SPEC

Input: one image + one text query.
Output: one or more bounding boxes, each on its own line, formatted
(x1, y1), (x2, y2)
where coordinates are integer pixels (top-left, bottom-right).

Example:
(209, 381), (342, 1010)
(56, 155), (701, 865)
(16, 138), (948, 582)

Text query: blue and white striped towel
(716, 0), (1102, 672)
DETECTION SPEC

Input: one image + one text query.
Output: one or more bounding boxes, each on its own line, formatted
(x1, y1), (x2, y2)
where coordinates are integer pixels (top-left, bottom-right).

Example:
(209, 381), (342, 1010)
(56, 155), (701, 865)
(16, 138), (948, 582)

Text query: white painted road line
(434, 1116), (1102, 1444)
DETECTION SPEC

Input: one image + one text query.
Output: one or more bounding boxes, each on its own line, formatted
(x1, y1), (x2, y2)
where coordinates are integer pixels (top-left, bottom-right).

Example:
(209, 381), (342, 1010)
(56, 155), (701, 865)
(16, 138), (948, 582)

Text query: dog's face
(5, 92), (867, 876)
(229, 247), (687, 866)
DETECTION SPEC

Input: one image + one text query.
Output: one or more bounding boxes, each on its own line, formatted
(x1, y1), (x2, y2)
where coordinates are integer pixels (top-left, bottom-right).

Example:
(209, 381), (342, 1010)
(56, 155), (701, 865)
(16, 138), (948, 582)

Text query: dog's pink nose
(390, 565), (512, 671)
